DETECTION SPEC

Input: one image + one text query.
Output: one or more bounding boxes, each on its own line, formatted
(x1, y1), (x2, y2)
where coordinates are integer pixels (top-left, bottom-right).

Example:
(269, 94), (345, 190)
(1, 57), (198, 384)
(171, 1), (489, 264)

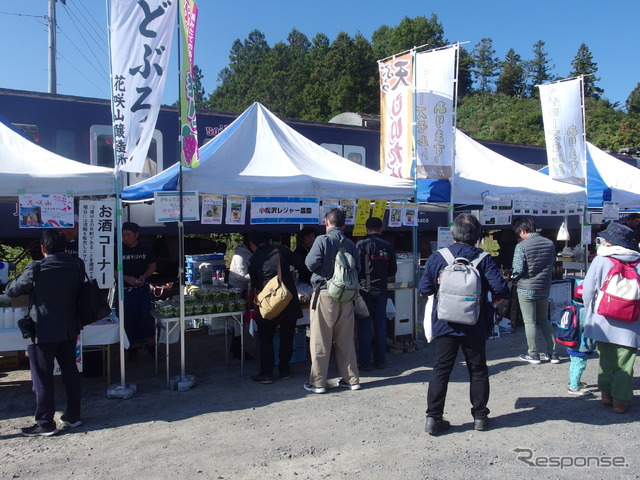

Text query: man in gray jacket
(511, 218), (558, 364)
(5, 230), (84, 436)
(304, 208), (361, 393)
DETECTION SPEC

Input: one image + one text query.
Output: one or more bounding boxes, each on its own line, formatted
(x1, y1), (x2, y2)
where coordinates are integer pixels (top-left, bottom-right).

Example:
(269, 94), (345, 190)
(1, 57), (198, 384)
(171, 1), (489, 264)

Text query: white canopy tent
(122, 102), (414, 202)
(416, 130), (586, 204)
(0, 121), (114, 198)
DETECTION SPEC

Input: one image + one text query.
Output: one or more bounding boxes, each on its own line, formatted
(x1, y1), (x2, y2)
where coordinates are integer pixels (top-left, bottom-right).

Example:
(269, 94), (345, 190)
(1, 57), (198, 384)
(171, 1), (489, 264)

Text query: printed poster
(402, 204), (418, 226)
(388, 203), (403, 228)
(371, 200), (387, 222)
(19, 194), (74, 228)
(340, 199), (356, 225)
(201, 195), (223, 224)
(437, 227), (454, 249)
(226, 196), (246, 225)
(154, 191), (199, 222)
(602, 202), (620, 221)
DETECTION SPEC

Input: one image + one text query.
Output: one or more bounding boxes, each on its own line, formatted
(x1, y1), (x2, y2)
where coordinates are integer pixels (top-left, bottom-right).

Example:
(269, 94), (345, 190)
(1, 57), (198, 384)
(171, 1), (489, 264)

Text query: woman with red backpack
(583, 222), (640, 414)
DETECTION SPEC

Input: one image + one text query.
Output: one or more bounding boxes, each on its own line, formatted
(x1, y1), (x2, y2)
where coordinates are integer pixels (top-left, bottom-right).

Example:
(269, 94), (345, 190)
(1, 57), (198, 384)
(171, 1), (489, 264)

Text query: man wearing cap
(59, 214), (79, 258)
(583, 222), (640, 414)
(121, 222), (156, 360)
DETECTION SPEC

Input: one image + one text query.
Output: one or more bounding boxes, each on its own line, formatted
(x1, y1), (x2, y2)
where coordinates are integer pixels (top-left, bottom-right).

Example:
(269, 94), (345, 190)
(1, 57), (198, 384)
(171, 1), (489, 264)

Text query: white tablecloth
(0, 314), (128, 352)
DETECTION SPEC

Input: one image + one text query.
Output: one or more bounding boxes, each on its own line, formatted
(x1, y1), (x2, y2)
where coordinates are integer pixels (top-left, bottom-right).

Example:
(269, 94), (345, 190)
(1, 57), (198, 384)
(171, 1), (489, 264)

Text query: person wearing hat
(121, 221), (156, 360)
(60, 214), (79, 258)
(583, 222), (640, 413)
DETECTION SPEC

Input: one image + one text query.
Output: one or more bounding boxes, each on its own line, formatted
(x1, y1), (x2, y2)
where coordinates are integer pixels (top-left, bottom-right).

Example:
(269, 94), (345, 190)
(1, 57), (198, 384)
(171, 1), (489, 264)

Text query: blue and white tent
(416, 130), (585, 205)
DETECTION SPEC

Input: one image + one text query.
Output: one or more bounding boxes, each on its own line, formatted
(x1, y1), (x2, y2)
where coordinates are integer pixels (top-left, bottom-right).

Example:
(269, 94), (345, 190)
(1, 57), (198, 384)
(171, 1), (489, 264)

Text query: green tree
(625, 82), (640, 116)
(527, 40), (554, 97)
(569, 43), (604, 100)
(371, 15), (446, 60)
(192, 65), (206, 108)
(457, 47), (474, 97)
(471, 38), (498, 91)
(496, 49), (526, 97)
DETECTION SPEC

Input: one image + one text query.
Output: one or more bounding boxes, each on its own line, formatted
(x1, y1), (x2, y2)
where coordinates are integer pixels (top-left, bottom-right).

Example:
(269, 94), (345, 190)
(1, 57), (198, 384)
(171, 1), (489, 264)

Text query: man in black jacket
(356, 216), (397, 370)
(248, 232), (306, 383)
(6, 230), (84, 436)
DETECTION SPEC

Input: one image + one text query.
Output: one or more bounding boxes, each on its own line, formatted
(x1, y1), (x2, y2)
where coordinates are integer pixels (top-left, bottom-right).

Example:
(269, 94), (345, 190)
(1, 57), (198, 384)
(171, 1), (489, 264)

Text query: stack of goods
(153, 286), (246, 318)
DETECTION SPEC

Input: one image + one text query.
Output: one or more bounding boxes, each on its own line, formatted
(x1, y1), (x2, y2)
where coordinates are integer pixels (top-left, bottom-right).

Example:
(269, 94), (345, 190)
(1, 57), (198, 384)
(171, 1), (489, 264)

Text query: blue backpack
(555, 305), (579, 348)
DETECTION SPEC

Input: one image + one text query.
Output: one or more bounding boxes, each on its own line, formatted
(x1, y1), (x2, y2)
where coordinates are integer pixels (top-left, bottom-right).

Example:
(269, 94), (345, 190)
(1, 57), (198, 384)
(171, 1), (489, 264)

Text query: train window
(320, 143), (366, 166)
(320, 143), (342, 156)
(11, 123), (40, 143)
(89, 125), (163, 186)
(344, 145), (366, 166)
(56, 130), (76, 160)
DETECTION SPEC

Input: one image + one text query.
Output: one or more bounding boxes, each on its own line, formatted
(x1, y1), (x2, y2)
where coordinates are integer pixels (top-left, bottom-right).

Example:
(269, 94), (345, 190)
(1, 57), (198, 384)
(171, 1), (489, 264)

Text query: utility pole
(48, 0), (57, 94)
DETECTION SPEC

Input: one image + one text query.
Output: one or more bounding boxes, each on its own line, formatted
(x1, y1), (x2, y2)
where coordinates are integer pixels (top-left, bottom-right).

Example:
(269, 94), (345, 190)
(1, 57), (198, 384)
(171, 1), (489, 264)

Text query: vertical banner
(353, 199), (371, 237)
(379, 53), (414, 178)
(414, 46), (457, 179)
(110, 0), (177, 172)
(372, 200), (387, 222)
(539, 78), (586, 185)
(79, 199), (115, 289)
(180, 0), (199, 168)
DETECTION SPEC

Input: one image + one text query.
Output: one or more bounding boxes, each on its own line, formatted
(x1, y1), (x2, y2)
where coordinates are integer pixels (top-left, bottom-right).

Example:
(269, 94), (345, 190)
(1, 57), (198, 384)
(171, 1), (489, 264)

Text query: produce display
(153, 286), (246, 318)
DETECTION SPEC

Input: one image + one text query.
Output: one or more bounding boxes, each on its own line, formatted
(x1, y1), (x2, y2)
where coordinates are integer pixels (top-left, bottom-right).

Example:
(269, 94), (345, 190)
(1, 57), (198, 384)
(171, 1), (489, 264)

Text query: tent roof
(586, 142), (640, 209)
(0, 120), (114, 198)
(417, 130), (585, 204)
(122, 102), (414, 202)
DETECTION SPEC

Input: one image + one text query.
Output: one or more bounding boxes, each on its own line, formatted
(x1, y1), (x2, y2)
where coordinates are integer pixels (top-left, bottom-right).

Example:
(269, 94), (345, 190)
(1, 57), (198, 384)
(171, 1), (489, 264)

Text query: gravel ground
(1, 326), (639, 480)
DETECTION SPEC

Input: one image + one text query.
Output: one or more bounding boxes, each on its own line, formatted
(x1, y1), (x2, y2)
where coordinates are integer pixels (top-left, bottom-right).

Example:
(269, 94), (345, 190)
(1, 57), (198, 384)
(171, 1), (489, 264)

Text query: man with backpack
(583, 222), (640, 414)
(511, 218), (559, 365)
(304, 208), (361, 394)
(419, 214), (509, 434)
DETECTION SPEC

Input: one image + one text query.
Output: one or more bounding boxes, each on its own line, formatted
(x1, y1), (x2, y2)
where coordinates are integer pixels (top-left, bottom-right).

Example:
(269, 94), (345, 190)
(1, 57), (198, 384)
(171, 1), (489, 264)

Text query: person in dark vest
(512, 218), (558, 364)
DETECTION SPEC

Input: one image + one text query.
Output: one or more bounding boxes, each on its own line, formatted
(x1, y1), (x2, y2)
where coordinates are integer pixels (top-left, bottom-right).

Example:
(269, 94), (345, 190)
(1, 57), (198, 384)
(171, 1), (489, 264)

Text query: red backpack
(596, 258), (640, 322)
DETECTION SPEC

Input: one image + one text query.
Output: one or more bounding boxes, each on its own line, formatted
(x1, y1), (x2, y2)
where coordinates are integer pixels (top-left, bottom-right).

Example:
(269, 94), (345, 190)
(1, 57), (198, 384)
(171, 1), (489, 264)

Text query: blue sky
(1, 0), (638, 110)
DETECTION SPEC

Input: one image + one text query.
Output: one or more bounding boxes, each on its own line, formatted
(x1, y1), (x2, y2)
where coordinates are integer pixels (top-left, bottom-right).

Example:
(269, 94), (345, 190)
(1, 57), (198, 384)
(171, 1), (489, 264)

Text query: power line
(62, 0), (108, 55)
(57, 50), (110, 98)
(58, 2), (108, 77)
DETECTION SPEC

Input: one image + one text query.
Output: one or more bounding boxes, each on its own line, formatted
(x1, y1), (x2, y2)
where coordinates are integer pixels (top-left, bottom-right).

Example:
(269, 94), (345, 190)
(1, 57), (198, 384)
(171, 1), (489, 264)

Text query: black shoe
(358, 363), (372, 372)
(474, 417), (490, 431)
(279, 368), (291, 380)
(425, 417), (450, 435)
(250, 375), (274, 384)
(22, 424), (59, 437)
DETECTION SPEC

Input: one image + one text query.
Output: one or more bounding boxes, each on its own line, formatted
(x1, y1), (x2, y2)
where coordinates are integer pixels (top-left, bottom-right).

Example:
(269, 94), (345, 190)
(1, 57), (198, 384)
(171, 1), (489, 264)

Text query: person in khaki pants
(304, 208), (361, 394)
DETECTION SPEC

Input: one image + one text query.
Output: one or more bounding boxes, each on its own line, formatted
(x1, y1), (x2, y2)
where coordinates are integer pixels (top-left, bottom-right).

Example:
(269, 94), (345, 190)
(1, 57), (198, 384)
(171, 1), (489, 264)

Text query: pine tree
(527, 40), (554, 98)
(496, 49), (526, 97)
(471, 38), (498, 91)
(626, 82), (640, 116)
(569, 43), (604, 99)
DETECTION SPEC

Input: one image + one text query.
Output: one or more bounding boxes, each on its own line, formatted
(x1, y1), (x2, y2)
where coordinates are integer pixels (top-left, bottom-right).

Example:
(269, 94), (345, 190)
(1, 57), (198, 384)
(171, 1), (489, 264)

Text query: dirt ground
(1, 324), (639, 480)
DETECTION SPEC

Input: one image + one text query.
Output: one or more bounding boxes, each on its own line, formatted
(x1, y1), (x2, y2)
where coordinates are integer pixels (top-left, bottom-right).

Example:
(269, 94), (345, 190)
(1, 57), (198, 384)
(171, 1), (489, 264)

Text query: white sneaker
(303, 382), (326, 394)
(338, 379), (361, 390)
(567, 386), (593, 396)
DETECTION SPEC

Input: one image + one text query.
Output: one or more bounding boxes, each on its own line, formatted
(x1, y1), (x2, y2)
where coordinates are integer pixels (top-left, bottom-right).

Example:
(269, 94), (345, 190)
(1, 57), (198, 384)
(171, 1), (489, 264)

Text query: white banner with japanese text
(379, 53), (414, 179)
(414, 46), (456, 179)
(154, 191), (200, 222)
(110, 0), (177, 172)
(539, 78), (586, 185)
(79, 199), (115, 289)
(250, 197), (319, 224)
